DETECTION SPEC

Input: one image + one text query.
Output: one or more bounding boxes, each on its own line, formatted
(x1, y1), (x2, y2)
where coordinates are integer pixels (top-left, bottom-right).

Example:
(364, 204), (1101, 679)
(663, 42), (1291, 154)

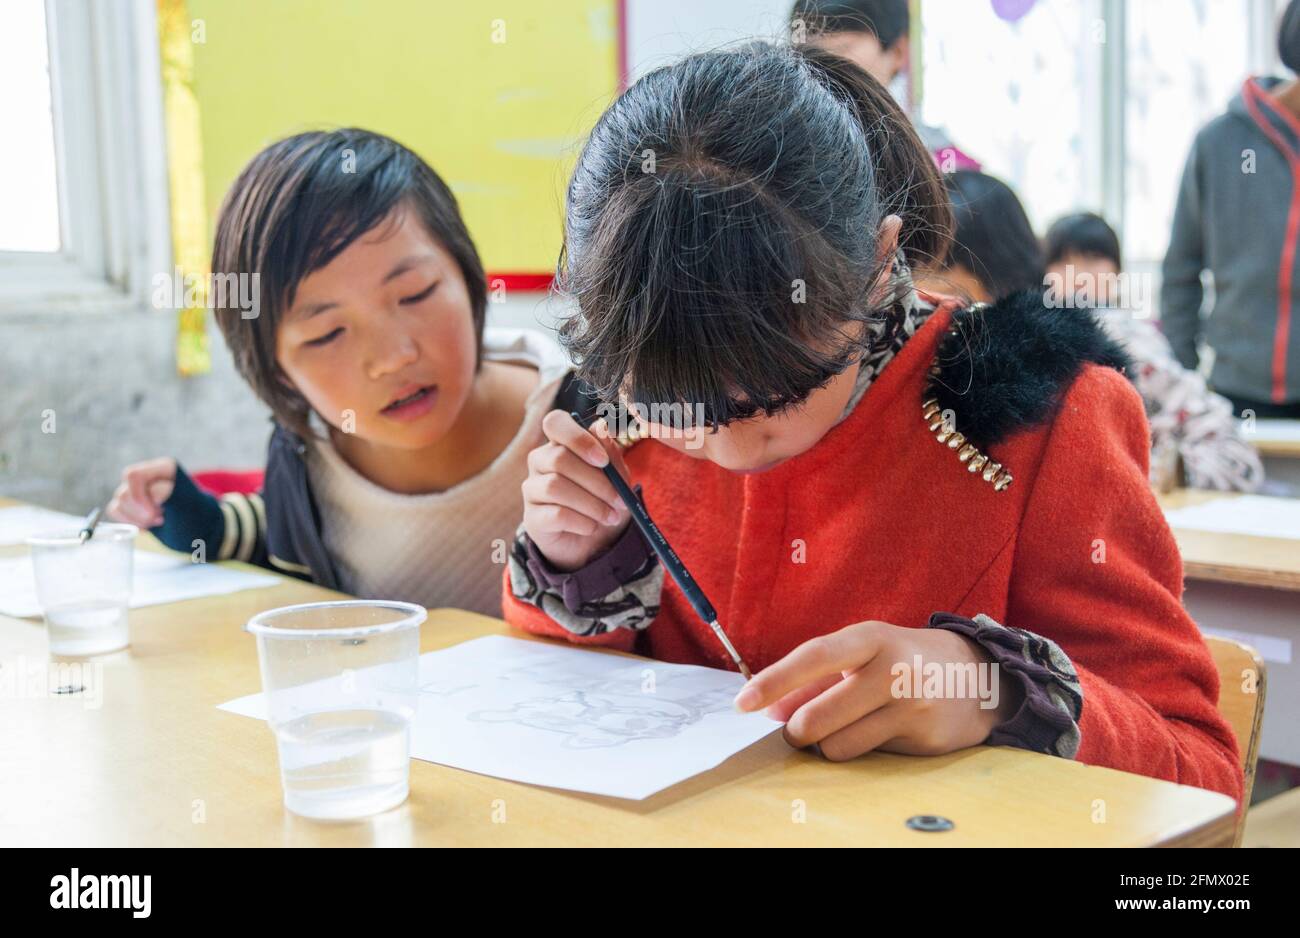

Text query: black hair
(1043, 212), (1122, 269)
(557, 41), (947, 428)
(791, 0), (910, 49)
(796, 44), (951, 270)
(211, 128), (487, 436)
(942, 170), (1045, 301)
(1281, 0), (1300, 73)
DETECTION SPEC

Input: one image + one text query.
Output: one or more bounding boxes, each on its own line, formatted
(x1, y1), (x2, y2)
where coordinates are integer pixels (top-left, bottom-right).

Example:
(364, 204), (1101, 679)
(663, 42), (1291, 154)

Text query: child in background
(915, 170), (1044, 303)
(108, 129), (589, 616)
(1046, 213), (1263, 493)
(921, 176), (1263, 492)
(503, 43), (1241, 801)
(791, 0), (910, 87)
(791, 0), (980, 171)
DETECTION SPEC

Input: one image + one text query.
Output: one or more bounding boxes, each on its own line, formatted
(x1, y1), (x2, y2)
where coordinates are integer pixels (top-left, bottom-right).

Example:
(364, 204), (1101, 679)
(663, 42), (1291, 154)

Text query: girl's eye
(304, 327), (344, 348)
(399, 282), (439, 306)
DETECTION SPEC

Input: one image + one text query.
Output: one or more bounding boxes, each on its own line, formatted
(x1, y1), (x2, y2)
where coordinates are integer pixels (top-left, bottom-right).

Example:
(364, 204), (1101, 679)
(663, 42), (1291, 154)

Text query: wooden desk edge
(1157, 799), (1240, 848)
(1255, 440), (1300, 458)
(1180, 559), (1300, 592)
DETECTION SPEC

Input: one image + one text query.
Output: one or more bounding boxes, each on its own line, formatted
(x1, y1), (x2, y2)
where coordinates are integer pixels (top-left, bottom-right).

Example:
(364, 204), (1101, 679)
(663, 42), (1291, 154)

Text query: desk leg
(1184, 580), (1300, 766)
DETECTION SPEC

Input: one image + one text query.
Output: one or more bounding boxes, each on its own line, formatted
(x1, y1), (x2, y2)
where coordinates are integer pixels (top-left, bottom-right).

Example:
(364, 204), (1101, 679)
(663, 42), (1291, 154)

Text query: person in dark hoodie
(1161, 0), (1300, 418)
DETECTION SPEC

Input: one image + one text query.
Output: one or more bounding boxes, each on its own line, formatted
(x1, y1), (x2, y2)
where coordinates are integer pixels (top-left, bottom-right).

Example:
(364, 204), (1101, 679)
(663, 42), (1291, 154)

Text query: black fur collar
(925, 289), (1132, 449)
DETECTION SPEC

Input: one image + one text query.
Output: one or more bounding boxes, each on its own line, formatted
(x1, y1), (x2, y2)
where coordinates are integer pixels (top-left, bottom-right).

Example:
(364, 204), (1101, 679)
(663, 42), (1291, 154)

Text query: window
(1124, 0), (1264, 262)
(917, 0), (1104, 233)
(917, 0), (1279, 298)
(0, 0), (60, 253)
(0, 0), (171, 312)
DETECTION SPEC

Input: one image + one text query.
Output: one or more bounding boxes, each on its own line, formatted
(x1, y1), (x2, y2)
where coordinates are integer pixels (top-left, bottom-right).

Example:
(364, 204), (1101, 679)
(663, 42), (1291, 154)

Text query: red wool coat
(502, 297), (1243, 803)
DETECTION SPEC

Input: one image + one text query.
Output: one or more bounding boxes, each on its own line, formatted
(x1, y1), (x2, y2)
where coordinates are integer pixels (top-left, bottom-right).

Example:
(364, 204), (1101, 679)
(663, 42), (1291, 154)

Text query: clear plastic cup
(27, 523), (137, 656)
(246, 600), (425, 821)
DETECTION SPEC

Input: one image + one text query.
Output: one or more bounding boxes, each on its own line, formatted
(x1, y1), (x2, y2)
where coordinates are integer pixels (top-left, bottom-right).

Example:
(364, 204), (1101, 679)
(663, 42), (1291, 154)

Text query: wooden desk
(1257, 438), (1300, 459)
(0, 547), (1237, 847)
(1159, 489), (1300, 765)
(1158, 489), (1300, 592)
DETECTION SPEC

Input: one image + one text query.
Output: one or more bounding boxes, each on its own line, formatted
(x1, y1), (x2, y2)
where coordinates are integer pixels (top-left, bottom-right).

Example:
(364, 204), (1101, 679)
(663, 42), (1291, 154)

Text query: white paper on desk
(0, 550), (279, 618)
(1163, 495), (1300, 541)
(0, 505), (85, 547)
(219, 635), (781, 800)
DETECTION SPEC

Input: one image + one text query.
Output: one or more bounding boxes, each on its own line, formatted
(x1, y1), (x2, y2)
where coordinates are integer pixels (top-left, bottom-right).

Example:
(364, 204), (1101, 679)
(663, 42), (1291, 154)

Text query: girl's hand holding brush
(521, 411), (632, 572)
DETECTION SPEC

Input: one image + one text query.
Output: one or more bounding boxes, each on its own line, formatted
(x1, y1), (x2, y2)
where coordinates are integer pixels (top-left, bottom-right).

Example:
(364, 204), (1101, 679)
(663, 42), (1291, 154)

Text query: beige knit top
(307, 327), (569, 617)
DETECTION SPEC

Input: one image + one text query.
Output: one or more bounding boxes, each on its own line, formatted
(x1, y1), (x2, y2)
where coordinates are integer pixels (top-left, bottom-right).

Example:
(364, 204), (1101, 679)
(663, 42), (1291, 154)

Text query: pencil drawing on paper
(464, 663), (738, 749)
(419, 678), (477, 698)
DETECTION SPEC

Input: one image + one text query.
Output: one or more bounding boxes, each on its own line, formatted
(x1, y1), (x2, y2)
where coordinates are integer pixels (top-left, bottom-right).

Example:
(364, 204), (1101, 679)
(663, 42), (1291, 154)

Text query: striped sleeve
(215, 491), (269, 565)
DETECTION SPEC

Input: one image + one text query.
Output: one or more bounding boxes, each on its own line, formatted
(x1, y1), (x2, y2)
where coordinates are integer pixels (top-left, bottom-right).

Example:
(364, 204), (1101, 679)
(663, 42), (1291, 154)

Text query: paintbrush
(77, 506), (103, 544)
(571, 412), (752, 679)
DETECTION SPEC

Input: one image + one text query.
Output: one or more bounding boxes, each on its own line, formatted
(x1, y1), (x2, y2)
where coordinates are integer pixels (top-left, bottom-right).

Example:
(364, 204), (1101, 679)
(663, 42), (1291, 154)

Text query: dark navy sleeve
(151, 464), (225, 558)
(151, 464), (268, 566)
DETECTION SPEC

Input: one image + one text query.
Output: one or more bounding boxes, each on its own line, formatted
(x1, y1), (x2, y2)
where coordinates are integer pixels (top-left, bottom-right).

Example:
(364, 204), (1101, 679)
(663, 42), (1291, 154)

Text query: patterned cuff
(927, 611), (1083, 758)
(523, 519), (655, 612)
(506, 514), (665, 637)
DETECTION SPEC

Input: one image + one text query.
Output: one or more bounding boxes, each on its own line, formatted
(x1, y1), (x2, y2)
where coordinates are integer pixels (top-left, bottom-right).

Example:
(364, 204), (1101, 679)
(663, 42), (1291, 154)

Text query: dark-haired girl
(504, 43), (1241, 802)
(916, 170), (1044, 303)
(108, 129), (584, 616)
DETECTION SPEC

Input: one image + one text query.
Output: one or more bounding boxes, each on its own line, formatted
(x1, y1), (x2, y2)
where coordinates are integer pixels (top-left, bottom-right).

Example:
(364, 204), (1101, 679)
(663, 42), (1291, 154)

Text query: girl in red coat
(502, 43), (1243, 803)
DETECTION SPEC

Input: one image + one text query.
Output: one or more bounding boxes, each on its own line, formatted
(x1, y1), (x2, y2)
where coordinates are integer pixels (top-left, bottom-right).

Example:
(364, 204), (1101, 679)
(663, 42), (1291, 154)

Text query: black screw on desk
(906, 815), (954, 833)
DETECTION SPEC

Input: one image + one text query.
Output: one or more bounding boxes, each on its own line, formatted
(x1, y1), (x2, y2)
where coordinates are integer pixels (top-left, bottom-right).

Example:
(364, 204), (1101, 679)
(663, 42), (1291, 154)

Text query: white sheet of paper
(0, 550), (279, 618)
(219, 635), (781, 800)
(0, 505), (85, 547)
(1163, 495), (1300, 541)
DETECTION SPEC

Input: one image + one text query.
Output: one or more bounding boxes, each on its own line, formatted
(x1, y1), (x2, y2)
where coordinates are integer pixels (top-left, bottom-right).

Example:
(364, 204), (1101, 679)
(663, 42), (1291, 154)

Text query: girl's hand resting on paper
(733, 620), (1023, 760)
(106, 457), (177, 529)
(522, 410), (634, 572)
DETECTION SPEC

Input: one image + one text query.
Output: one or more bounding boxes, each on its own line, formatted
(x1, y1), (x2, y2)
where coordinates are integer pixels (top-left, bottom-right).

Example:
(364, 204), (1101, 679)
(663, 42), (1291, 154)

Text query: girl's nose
(367, 329), (419, 380)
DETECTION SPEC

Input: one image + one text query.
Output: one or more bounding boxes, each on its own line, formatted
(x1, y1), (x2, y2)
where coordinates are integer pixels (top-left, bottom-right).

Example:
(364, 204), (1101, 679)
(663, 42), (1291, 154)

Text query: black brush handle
(570, 412), (718, 625)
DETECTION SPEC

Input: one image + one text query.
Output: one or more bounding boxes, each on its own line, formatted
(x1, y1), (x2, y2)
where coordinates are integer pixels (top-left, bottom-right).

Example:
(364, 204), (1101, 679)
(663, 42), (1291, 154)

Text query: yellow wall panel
(180, 0), (621, 276)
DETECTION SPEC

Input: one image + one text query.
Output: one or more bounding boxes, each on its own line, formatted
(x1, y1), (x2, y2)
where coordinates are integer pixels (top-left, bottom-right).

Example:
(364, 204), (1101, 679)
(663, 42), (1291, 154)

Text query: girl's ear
(892, 36), (912, 75)
(877, 214), (903, 264)
(867, 214), (904, 307)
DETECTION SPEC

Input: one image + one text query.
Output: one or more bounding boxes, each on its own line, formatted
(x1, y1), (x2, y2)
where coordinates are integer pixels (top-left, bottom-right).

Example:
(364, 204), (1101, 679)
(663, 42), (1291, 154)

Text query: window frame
(915, 0), (1283, 269)
(0, 0), (171, 316)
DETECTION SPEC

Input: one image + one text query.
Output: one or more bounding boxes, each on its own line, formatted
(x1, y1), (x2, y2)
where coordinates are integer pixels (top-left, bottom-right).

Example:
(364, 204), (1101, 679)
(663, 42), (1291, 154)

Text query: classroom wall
(0, 294), (568, 515)
(626, 0), (792, 79)
(0, 308), (268, 513)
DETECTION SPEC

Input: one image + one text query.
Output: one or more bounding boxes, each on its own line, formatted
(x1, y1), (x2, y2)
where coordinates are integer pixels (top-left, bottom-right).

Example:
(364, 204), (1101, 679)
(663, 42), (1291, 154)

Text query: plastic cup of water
(27, 523), (137, 657)
(246, 600), (425, 821)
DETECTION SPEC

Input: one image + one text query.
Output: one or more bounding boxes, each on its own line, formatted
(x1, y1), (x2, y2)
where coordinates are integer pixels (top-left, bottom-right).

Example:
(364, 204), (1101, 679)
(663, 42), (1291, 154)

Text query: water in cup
(277, 709), (411, 820)
(45, 599), (130, 656)
(247, 600), (424, 821)
(28, 523), (137, 658)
